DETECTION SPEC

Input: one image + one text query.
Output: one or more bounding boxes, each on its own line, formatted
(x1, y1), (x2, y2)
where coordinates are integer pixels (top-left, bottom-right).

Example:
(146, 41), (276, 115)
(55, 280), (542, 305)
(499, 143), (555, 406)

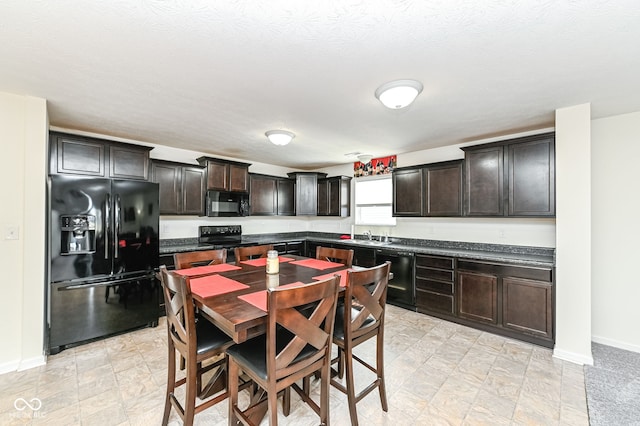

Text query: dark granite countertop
(160, 232), (554, 267)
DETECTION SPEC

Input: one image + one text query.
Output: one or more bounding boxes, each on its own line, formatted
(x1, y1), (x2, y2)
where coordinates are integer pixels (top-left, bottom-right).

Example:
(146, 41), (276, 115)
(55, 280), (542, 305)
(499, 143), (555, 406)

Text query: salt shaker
(266, 250), (279, 274)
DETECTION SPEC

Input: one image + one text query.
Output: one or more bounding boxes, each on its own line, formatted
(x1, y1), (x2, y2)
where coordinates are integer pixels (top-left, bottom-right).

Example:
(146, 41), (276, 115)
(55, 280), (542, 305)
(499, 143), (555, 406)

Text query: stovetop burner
(198, 225), (243, 246)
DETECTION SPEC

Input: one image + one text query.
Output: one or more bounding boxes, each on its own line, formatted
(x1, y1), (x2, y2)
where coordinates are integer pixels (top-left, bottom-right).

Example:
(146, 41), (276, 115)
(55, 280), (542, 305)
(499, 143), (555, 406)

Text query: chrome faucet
(364, 230), (372, 240)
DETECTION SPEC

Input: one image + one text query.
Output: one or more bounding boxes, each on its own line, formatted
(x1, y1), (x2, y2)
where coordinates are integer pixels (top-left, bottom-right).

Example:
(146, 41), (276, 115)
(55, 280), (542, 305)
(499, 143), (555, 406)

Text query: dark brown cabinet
(50, 131), (151, 180)
(249, 174), (295, 216)
(197, 157), (250, 193)
(462, 132), (555, 217)
(277, 178), (295, 216)
(502, 276), (553, 340)
(456, 259), (554, 347)
(288, 172), (327, 216)
(318, 176), (351, 217)
(393, 160), (462, 217)
(415, 255), (456, 316)
(151, 160), (205, 215)
(393, 167), (423, 216)
(425, 161), (463, 216)
(457, 271), (498, 324)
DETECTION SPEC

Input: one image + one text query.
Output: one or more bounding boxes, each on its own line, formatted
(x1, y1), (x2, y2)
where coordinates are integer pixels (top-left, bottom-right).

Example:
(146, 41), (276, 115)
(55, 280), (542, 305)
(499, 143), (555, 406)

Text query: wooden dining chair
(316, 246), (354, 267)
(158, 266), (234, 426)
(330, 261), (391, 426)
(174, 249), (227, 269)
(234, 244), (274, 263)
(227, 276), (341, 426)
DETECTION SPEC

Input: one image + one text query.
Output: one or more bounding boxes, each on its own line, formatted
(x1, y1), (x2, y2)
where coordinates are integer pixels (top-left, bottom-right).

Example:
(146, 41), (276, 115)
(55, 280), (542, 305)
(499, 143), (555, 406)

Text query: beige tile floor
(0, 306), (589, 425)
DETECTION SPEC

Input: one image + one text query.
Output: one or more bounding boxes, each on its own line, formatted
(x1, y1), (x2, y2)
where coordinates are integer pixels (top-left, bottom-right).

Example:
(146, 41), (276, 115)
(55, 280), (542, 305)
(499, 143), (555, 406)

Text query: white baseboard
(0, 355), (46, 376)
(553, 347), (594, 365)
(0, 360), (21, 376)
(18, 355), (46, 372)
(592, 335), (640, 354)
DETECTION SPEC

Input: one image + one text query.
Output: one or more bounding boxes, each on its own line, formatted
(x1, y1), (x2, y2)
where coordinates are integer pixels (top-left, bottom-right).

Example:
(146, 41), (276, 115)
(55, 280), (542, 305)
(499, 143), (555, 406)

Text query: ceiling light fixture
(357, 154), (373, 163)
(265, 130), (295, 146)
(374, 79), (423, 109)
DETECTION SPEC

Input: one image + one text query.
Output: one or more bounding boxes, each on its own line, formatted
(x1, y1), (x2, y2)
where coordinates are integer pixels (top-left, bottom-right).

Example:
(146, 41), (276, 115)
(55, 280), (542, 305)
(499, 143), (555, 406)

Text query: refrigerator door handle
(114, 195), (121, 259)
(104, 194), (111, 260)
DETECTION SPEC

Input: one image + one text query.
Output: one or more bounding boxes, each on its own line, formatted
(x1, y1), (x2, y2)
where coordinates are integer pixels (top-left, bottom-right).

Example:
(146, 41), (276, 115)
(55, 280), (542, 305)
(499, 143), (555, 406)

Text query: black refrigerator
(47, 175), (160, 354)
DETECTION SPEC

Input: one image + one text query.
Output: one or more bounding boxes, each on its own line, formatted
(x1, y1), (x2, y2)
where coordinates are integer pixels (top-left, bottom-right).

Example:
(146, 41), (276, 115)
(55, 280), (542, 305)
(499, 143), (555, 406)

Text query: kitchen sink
(342, 239), (392, 246)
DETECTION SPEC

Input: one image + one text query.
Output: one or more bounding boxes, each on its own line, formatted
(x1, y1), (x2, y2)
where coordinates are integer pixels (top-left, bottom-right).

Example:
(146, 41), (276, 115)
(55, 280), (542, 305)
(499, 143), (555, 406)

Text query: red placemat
(238, 281), (305, 311)
(190, 274), (250, 298)
(240, 256), (295, 267)
(313, 268), (351, 287)
(174, 263), (241, 276)
(290, 258), (346, 270)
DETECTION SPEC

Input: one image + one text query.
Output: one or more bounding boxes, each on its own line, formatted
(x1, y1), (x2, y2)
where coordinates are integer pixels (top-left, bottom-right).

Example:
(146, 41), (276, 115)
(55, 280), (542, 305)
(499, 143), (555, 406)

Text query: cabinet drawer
(416, 278), (453, 295)
(416, 255), (454, 269)
(416, 290), (455, 315)
(416, 267), (454, 282)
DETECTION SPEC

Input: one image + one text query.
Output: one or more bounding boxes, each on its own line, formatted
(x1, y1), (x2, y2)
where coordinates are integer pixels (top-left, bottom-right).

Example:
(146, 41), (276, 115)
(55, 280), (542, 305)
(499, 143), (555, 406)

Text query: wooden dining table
(175, 254), (351, 343)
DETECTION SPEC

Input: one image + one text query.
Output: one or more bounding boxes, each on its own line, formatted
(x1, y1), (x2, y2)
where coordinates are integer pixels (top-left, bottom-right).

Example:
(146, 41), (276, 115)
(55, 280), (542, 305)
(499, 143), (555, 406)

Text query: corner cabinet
(393, 160), (463, 217)
(49, 131), (152, 180)
(150, 160), (205, 215)
(318, 176), (351, 217)
(287, 172), (327, 216)
(249, 174), (295, 216)
(462, 132), (555, 217)
(197, 157), (250, 193)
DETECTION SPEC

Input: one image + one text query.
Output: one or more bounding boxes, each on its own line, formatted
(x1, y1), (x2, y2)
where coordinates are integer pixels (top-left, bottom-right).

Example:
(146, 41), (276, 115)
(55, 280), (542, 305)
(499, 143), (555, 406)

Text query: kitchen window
(354, 175), (396, 226)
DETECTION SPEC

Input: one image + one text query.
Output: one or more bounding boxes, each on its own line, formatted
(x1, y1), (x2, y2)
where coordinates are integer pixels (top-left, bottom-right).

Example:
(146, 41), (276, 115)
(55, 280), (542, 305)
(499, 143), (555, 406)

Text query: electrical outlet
(5, 226), (19, 240)
(498, 229), (506, 239)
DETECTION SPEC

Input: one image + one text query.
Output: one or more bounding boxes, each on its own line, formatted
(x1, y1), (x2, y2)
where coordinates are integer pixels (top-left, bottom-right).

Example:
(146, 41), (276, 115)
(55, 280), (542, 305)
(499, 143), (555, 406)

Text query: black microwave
(205, 191), (249, 217)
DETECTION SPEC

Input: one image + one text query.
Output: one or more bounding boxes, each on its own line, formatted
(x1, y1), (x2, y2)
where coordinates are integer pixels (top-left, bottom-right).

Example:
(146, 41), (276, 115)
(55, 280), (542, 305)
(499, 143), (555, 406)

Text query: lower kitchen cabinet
(457, 271), (498, 324)
(456, 259), (554, 347)
(502, 276), (553, 340)
(416, 255), (455, 316)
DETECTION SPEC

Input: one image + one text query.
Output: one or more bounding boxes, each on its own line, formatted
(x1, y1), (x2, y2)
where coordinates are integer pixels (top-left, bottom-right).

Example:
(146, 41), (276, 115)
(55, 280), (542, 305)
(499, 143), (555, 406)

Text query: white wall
(591, 111), (640, 352)
(553, 103), (593, 365)
(0, 92), (48, 373)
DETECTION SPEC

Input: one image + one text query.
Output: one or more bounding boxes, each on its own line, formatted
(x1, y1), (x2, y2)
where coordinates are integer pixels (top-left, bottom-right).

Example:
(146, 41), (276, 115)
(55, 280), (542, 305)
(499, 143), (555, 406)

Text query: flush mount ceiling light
(374, 79), (423, 109)
(357, 154), (373, 163)
(265, 130), (295, 146)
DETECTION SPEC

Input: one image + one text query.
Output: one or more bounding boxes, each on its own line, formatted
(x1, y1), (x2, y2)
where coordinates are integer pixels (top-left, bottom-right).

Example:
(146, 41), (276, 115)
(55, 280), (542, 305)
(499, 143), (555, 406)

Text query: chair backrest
(316, 246), (354, 268)
(174, 249), (227, 269)
(158, 266), (196, 355)
(234, 244), (274, 262)
(266, 276), (340, 380)
(342, 262), (391, 340)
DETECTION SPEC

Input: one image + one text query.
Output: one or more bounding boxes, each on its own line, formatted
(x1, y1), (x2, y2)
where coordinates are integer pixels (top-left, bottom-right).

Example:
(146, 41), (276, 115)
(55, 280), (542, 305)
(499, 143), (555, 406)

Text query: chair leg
(320, 363), (330, 426)
(344, 345), (359, 426)
(267, 381), (279, 425)
(228, 357), (240, 425)
(184, 355), (198, 426)
(162, 342), (176, 425)
(337, 347), (344, 379)
(377, 334), (388, 411)
(283, 387), (291, 416)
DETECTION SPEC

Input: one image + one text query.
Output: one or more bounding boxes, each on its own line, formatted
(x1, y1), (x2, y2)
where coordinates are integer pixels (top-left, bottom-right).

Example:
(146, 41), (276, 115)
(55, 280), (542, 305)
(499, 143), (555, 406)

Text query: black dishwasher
(376, 249), (415, 310)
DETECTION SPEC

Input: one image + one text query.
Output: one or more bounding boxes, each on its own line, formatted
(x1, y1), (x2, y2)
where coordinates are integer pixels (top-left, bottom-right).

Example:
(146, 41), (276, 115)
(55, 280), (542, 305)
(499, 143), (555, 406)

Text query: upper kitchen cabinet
(150, 160), (205, 215)
(393, 167), (423, 216)
(393, 160), (463, 217)
(197, 157), (250, 192)
(288, 172), (327, 216)
(49, 131), (152, 180)
(462, 132), (555, 217)
(317, 176), (351, 217)
(249, 174), (295, 216)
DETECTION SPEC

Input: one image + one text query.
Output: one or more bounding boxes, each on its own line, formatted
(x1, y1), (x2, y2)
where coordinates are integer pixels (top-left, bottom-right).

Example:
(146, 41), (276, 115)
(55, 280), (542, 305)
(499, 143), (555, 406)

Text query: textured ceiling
(2, 1), (640, 169)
